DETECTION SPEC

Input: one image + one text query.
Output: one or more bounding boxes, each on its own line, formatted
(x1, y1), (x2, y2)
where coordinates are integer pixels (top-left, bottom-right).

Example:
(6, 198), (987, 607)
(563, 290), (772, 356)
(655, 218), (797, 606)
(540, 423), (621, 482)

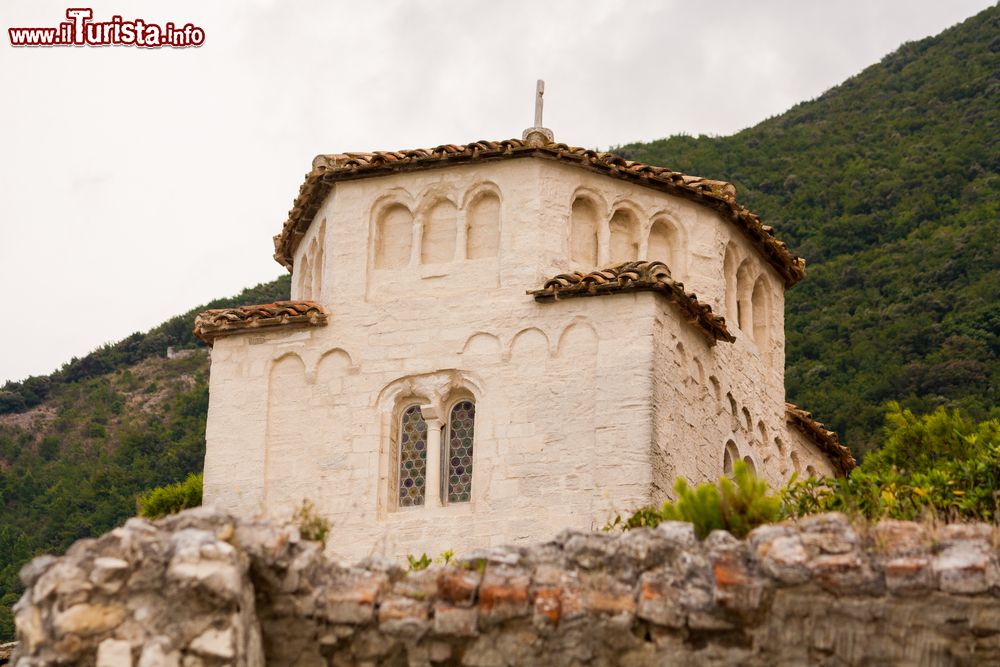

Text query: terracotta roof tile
(273, 139), (806, 286)
(193, 301), (328, 344)
(529, 260), (735, 345)
(785, 402), (856, 476)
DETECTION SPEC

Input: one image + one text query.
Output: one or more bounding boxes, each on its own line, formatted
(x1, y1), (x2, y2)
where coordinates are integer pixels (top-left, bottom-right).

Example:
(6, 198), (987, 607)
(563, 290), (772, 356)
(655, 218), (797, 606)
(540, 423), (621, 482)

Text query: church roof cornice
(785, 402), (856, 476)
(193, 300), (328, 345)
(273, 139), (807, 287)
(529, 261), (736, 346)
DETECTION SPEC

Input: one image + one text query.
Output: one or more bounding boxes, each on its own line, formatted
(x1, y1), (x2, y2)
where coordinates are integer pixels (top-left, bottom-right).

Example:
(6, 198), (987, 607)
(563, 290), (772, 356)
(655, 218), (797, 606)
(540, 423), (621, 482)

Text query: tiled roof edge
(193, 300), (328, 345)
(528, 261), (736, 345)
(785, 402), (856, 477)
(273, 139), (806, 287)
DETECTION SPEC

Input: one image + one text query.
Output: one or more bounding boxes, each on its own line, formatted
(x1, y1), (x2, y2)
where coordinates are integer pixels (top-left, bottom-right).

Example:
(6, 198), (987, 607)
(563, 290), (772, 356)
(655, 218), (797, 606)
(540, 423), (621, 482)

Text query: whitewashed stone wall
(203, 158), (832, 562)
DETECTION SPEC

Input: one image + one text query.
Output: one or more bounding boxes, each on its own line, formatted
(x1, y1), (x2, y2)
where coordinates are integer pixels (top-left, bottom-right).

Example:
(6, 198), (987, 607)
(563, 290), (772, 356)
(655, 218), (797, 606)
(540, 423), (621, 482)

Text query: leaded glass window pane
(398, 405), (427, 507)
(447, 400), (475, 503)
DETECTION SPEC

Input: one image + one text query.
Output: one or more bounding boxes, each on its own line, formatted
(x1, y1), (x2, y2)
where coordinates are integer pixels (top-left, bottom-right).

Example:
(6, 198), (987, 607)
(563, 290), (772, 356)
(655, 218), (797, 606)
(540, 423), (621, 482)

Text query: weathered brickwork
(11, 508), (1000, 666)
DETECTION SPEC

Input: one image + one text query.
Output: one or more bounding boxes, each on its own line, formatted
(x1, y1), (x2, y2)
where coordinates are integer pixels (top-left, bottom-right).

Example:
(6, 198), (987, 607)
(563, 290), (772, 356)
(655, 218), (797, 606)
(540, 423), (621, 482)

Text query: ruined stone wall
(11, 508), (999, 666)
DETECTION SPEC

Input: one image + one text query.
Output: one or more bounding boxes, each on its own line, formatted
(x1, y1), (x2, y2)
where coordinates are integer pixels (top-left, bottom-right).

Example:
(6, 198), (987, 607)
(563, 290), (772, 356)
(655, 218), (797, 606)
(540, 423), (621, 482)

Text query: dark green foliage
(783, 405), (1000, 522)
(137, 473), (204, 520)
(608, 461), (782, 539)
(0, 275), (290, 416)
(0, 276), (289, 640)
(617, 6), (1000, 455)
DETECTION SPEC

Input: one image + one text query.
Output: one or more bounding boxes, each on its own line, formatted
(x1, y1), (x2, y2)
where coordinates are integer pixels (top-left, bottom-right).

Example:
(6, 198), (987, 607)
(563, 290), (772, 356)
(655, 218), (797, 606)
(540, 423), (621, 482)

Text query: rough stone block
(321, 571), (387, 624)
(884, 556), (933, 594)
(436, 568), (480, 607)
(933, 541), (995, 594)
(378, 595), (429, 637)
(432, 604), (478, 637)
(478, 565), (530, 623)
(96, 639), (133, 667)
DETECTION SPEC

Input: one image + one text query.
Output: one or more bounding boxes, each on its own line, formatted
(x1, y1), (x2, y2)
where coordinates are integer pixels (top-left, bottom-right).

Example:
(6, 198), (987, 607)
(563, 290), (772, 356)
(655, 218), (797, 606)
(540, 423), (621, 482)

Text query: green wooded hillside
(618, 4), (999, 453)
(1, 5), (998, 641)
(0, 276), (290, 638)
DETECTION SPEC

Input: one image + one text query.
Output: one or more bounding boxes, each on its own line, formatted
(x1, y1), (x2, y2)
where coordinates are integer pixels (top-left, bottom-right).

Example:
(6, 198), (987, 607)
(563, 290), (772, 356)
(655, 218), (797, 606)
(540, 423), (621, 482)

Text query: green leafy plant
(609, 461), (781, 539)
(407, 553), (432, 571)
(406, 549), (457, 571)
(136, 472), (203, 519)
(292, 500), (331, 546)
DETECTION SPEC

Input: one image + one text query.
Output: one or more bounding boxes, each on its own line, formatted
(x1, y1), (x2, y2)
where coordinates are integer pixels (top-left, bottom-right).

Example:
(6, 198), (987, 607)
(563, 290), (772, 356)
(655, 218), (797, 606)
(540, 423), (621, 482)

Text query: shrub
(782, 405), (1000, 522)
(136, 473), (203, 519)
(608, 461), (781, 538)
(292, 500), (331, 546)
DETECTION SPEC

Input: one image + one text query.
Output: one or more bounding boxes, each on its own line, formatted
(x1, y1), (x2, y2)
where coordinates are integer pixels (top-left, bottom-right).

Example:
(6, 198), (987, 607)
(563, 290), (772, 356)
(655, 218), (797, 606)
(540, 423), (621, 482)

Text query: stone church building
(194, 118), (853, 561)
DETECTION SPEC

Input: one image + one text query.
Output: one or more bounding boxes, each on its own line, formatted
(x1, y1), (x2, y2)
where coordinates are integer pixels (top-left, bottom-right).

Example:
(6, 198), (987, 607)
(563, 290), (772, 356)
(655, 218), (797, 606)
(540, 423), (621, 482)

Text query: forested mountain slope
(0, 276), (290, 637)
(619, 5), (999, 453)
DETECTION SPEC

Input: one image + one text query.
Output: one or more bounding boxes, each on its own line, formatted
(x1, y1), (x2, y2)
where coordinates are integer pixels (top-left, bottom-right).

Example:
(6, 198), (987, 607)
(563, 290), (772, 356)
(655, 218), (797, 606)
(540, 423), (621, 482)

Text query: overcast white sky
(0, 0), (993, 384)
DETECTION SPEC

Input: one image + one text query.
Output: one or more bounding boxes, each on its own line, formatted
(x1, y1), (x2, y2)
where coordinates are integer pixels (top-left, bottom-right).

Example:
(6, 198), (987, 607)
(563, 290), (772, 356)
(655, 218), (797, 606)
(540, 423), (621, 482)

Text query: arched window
(397, 405), (428, 507)
(445, 400), (476, 503)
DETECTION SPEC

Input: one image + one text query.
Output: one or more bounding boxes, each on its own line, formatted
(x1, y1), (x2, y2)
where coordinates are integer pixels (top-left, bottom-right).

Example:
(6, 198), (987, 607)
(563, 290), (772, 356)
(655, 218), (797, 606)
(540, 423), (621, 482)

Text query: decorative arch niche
(421, 199), (458, 264)
(647, 217), (686, 279)
(608, 207), (639, 264)
(466, 191), (501, 260)
(736, 259), (756, 336)
(752, 275), (772, 357)
(375, 203), (414, 269)
(723, 440), (740, 476)
(570, 196), (600, 266)
(298, 253), (312, 299)
(264, 354), (310, 512)
(723, 243), (739, 322)
(311, 221), (326, 301)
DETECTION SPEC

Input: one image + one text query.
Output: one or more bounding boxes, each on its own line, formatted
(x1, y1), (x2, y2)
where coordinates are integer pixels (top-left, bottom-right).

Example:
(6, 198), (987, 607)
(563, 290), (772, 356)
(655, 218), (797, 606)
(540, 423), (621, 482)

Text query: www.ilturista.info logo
(9, 8), (205, 48)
